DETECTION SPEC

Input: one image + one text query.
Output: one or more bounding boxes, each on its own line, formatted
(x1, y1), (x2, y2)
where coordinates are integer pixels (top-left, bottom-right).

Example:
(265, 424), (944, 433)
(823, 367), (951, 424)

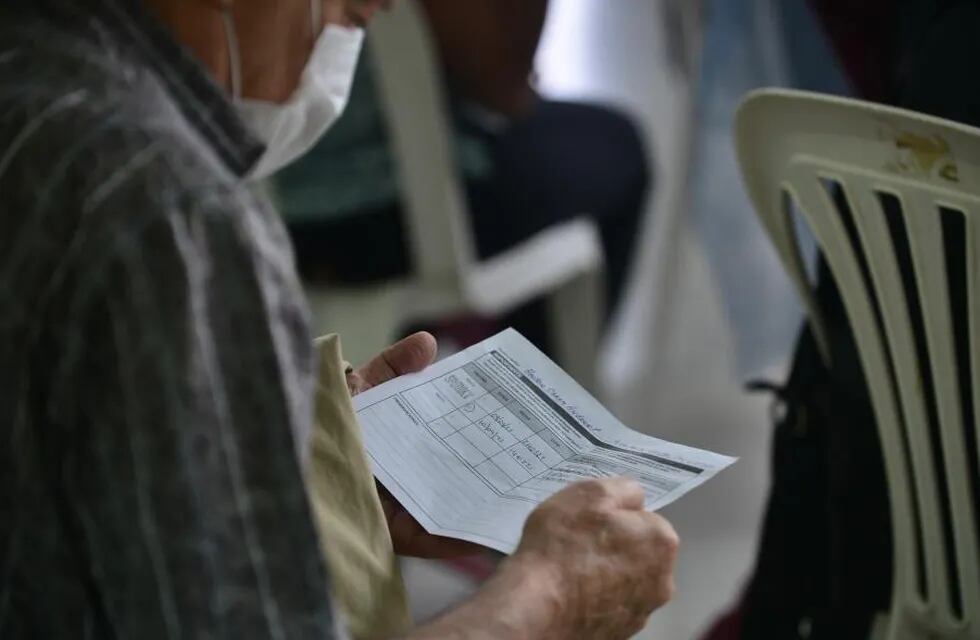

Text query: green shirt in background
(272, 45), (493, 224)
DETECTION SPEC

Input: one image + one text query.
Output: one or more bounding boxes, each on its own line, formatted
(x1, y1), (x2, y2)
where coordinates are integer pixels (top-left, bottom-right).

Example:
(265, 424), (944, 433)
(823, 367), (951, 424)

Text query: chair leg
(546, 269), (605, 395)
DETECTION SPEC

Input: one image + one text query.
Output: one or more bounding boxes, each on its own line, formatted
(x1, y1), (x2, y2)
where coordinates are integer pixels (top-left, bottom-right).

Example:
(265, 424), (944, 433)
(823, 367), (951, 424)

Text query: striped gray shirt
(0, 0), (343, 637)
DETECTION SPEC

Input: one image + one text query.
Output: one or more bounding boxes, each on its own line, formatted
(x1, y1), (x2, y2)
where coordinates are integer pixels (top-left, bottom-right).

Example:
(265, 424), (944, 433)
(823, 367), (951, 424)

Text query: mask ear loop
(221, 7), (243, 99)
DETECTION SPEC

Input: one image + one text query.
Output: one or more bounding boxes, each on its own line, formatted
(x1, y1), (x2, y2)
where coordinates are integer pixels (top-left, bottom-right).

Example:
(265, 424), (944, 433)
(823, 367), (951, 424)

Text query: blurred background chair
(274, 0), (656, 395)
(737, 88), (980, 640)
(299, 0), (604, 389)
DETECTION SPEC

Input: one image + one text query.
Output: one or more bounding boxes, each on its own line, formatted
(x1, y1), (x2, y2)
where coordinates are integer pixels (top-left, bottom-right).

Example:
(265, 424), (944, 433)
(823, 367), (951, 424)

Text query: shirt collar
(86, 0), (264, 177)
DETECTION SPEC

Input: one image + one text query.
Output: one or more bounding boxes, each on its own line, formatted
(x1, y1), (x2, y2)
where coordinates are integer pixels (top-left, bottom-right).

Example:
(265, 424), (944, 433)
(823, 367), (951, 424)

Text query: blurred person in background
(704, 1), (979, 638)
(0, 0), (678, 638)
(274, 0), (652, 354)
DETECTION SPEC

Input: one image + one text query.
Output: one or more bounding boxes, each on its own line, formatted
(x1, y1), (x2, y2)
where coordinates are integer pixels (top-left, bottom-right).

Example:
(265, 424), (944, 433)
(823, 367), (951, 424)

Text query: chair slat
(775, 189), (833, 363)
(844, 180), (949, 614)
(904, 197), (980, 632)
(786, 164), (920, 609)
(968, 211), (980, 630)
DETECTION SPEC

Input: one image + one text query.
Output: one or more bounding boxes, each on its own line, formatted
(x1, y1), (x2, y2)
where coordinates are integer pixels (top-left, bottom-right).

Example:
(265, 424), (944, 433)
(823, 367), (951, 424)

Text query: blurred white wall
(537, 0), (705, 393)
(537, 2), (777, 638)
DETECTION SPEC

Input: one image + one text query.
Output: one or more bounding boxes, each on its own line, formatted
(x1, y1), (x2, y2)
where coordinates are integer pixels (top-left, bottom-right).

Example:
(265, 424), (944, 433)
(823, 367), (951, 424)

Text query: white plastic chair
(305, 0), (604, 390)
(735, 88), (980, 639)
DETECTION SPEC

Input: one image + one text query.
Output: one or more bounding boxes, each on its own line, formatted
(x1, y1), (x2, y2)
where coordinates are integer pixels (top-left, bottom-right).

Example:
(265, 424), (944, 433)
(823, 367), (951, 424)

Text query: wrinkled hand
(349, 332), (482, 558)
(510, 477), (679, 639)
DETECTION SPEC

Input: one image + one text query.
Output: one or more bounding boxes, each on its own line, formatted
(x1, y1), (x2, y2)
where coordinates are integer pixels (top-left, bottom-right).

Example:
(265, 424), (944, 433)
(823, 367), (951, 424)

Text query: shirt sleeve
(41, 131), (344, 639)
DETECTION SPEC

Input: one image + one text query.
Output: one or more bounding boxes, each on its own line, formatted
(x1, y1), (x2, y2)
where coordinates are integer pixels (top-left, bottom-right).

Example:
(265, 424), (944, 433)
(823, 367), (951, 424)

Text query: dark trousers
(288, 100), (651, 353)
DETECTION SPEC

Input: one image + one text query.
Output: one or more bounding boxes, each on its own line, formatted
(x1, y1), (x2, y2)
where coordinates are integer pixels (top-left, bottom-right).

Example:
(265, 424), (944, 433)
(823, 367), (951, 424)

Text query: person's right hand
(510, 477), (679, 639)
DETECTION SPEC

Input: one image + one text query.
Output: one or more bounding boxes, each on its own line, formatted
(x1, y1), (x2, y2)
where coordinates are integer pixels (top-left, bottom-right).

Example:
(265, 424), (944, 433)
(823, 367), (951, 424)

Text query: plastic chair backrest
(736, 89), (980, 639)
(366, 0), (475, 287)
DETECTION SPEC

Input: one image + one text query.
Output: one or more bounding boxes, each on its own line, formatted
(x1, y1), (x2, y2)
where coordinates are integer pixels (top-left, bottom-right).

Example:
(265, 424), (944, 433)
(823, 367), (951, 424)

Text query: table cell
(511, 405), (548, 434)
(491, 387), (516, 406)
(445, 432), (486, 466)
(427, 417), (457, 438)
(553, 459), (611, 481)
(476, 393), (503, 413)
(505, 444), (549, 477)
(475, 416), (519, 449)
(536, 467), (600, 485)
(444, 410), (471, 430)
(485, 407), (535, 442)
(476, 460), (517, 492)
(403, 384), (457, 422)
(460, 423), (504, 457)
(538, 430), (576, 459)
(507, 482), (557, 502)
(434, 370), (484, 407)
(463, 363), (498, 391)
(521, 475), (568, 495)
(457, 400), (488, 421)
(515, 435), (565, 468)
(491, 449), (533, 484)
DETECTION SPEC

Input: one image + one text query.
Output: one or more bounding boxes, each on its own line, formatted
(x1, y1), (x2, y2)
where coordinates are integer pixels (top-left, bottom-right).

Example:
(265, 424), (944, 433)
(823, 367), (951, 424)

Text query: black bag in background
(740, 236), (892, 640)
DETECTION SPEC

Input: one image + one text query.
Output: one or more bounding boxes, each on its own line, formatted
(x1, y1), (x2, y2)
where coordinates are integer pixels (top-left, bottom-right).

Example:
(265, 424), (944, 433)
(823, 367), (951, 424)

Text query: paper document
(354, 329), (736, 554)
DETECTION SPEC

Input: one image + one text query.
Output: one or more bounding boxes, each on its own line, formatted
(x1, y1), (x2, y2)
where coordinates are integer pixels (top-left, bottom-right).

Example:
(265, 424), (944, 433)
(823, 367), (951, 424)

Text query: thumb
(355, 332), (438, 390)
(382, 331), (438, 375)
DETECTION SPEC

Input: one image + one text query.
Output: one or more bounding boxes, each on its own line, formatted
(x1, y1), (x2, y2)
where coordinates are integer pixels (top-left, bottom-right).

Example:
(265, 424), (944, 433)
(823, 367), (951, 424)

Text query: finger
(356, 332), (437, 388)
(346, 370), (368, 395)
(569, 477), (644, 510)
(625, 512), (681, 568)
(382, 331), (437, 375)
(647, 512), (680, 555)
(546, 476), (642, 510)
(599, 477), (646, 509)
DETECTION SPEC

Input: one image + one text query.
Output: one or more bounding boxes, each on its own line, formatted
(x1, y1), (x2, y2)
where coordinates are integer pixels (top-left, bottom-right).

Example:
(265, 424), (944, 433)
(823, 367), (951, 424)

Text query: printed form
(354, 329), (736, 554)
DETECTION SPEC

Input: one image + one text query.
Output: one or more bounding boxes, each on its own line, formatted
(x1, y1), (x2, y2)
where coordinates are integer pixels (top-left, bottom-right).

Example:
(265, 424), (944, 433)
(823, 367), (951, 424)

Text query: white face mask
(222, 2), (364, 180)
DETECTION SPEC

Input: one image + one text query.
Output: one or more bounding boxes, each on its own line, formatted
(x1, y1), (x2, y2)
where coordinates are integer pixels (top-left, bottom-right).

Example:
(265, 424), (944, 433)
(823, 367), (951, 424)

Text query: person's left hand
(349, 332), (484, 559)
